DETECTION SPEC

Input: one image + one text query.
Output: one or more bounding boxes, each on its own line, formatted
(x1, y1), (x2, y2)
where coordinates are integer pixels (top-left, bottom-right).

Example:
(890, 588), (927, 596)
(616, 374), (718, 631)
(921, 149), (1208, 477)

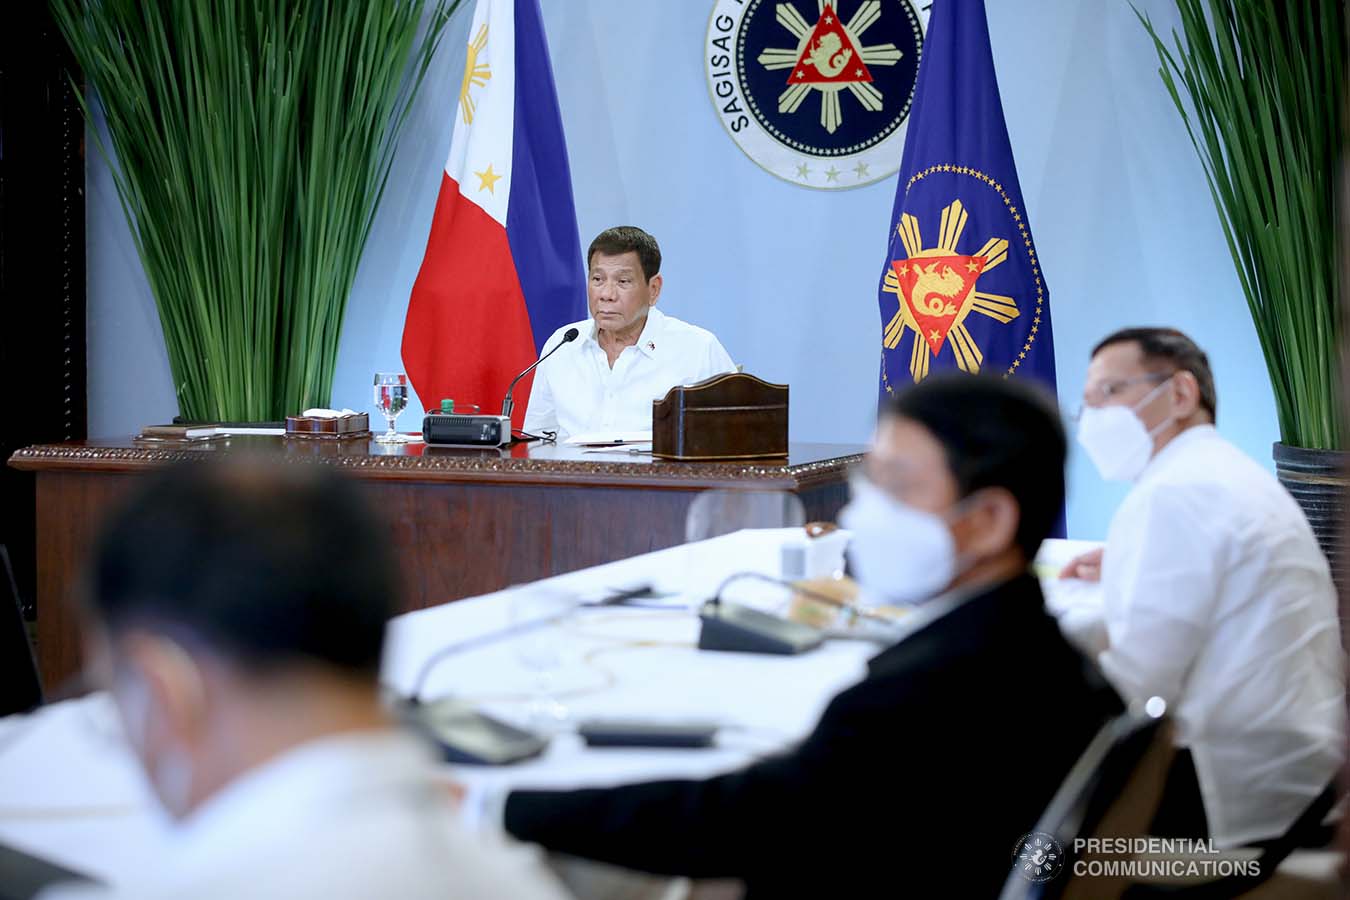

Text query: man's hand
(1059, 547), (1104, 582)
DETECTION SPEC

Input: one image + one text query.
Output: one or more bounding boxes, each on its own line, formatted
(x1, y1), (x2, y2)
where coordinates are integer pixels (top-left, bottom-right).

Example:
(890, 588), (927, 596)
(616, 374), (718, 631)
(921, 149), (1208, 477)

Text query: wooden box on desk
(652, 372), (788, 460)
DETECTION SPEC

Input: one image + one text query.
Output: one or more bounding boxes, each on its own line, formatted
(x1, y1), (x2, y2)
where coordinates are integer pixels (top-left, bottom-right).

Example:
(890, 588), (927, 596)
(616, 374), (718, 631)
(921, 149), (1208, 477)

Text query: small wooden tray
(652, 372), (788, 460)
(284, 413), (371, 439)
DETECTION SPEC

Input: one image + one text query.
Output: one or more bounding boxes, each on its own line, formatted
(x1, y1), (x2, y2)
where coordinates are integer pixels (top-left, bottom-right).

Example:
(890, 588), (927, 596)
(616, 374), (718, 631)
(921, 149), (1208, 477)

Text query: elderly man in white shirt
(523, 226), (735, 441)
(44, 460), (566, 900)
(1061, 327), (1345, 849)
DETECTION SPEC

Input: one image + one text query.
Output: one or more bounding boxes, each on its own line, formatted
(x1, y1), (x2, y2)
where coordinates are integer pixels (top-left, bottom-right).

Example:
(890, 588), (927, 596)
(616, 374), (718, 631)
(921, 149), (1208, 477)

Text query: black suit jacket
(505, 574), (1123, 897)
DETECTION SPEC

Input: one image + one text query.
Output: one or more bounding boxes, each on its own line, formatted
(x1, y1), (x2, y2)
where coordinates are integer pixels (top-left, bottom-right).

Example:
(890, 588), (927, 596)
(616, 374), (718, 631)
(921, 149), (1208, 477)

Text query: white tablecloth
(0, 531), (1098, 887)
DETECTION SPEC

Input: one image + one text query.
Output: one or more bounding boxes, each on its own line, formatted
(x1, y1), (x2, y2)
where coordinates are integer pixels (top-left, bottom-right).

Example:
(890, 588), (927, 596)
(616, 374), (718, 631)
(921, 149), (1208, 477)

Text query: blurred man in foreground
(497, 375), (1123, 897)
(1063, 327), (1345, 847)
(46, 460), (566, 900)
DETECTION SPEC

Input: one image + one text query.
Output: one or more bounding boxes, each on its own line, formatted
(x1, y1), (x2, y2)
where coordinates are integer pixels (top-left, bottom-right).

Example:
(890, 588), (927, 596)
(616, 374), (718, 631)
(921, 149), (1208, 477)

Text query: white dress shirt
(1096, 424), (1346, 847)
(43, 730), (567, 900)
(523, 306), (735, 441)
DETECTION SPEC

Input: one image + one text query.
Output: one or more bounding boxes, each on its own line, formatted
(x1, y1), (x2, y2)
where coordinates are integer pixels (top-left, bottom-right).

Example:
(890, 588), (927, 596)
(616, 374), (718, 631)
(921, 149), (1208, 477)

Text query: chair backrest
(1000, 713), (1176, 900)
(684, 490), (805, 544)
(0, 545), (43, 716)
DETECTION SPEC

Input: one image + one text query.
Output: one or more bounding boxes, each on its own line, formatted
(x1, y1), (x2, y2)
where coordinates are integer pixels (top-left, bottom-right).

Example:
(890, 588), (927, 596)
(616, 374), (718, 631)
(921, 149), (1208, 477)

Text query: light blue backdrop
(84, 1), (1275, 540)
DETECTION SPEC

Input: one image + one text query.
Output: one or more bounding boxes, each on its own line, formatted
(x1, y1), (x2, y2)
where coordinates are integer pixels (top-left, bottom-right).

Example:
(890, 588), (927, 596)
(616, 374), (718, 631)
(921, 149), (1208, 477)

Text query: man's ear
(1170, 370), (1203, 420)
(647, 273), (663, 305)
(121, 632), (209, 747)
(955, 487), (1020, 561)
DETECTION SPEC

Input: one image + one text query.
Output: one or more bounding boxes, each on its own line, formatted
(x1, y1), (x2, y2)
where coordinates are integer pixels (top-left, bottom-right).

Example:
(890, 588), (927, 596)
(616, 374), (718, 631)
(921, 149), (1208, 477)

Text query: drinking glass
(508, 589), (578, 733)
(373, 372), (411, 444)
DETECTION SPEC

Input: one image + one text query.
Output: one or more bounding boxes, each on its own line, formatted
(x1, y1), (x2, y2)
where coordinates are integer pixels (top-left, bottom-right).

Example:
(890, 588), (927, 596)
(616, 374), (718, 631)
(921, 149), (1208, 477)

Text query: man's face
(1083, 341), (1173, 430)
(865, 416), (960, 515)
(863, 414), (1018, 570)
(588, 250), (661, 337)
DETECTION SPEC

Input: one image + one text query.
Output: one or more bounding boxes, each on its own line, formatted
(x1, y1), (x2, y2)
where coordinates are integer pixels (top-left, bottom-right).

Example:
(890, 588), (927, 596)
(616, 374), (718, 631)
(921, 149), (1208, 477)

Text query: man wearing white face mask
(1061, 327), (1345, 849)
(497, 374), (1123, 898)
(44, 460), (567, 900)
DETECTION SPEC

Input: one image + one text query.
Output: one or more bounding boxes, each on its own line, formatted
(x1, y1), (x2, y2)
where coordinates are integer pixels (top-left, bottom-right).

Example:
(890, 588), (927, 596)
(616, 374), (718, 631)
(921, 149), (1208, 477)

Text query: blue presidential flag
(876, 0), (1056, 395)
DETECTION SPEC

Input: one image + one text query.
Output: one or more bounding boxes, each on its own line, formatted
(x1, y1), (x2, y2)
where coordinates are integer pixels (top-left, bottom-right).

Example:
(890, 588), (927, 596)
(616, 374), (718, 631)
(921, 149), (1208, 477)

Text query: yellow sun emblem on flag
(756, 2), (904, 134)
(459, 23), (491, 125)
(882, 199), (1019, 382)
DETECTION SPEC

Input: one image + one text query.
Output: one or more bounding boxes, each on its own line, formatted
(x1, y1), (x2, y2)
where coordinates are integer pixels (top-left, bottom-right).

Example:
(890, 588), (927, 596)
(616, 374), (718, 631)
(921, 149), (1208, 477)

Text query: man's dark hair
(887, 374), (1065, 560)
(1091, 327), (1217, 420)
(587, 226), (661, 280)
(89, 459), (396, 675)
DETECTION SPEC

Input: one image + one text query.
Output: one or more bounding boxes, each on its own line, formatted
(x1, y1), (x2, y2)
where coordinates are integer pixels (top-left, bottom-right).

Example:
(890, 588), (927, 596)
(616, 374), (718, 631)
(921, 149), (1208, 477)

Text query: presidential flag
(875, 0), (1056, 395)
(401, 0), (586, 427)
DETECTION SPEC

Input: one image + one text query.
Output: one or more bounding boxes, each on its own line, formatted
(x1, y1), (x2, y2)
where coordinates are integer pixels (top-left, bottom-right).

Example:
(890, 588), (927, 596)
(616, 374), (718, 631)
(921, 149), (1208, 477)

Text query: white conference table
(0, 530), (1098, 889)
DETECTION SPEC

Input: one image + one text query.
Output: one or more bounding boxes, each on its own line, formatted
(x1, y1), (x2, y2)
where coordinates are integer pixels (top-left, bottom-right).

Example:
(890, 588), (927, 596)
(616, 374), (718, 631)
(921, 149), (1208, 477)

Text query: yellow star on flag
(474, 164), (503, 194)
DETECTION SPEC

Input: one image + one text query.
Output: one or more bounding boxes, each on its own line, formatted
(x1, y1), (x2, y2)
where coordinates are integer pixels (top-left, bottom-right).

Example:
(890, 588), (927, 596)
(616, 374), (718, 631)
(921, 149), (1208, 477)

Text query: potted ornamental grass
(52, 0), (462, 421)
(1139, 0), (1347, 573)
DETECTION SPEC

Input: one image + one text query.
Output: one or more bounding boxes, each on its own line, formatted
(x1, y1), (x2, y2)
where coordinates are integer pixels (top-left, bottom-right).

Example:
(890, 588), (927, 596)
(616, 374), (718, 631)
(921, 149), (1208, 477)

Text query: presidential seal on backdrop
(706, 0), (927, 190)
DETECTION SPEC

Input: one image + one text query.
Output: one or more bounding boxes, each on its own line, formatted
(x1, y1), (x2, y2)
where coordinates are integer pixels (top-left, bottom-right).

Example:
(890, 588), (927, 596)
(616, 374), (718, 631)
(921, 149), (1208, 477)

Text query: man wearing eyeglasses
(1060, 327), (1345, 849)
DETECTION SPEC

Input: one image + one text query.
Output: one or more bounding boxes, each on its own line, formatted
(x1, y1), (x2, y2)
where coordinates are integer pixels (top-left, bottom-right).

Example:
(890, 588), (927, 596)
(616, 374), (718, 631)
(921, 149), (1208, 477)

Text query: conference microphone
(501, 326), (579, 419)
(699, 571), (902, 655)
(422, 327), (579, 447)
(400, 610), (574, 766)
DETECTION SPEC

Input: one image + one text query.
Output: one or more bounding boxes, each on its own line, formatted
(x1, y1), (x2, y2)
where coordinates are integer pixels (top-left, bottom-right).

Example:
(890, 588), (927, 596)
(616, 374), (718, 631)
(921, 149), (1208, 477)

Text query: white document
(564, 430), (653, 446)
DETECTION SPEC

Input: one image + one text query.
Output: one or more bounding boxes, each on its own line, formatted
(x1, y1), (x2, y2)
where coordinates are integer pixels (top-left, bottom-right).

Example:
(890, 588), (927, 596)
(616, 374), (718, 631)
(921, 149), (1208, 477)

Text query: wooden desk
(8, 437), (863, 687)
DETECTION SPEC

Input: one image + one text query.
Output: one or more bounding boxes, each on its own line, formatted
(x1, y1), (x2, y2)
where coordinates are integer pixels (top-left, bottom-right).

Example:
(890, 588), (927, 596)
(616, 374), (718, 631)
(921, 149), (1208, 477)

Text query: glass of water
(373, 372), (411, 444)
(509, 589), (578, 734)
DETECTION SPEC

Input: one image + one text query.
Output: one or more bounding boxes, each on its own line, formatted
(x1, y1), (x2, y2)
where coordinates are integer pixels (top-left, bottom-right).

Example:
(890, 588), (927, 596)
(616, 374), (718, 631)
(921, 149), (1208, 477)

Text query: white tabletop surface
(0, 532), (1097, 886)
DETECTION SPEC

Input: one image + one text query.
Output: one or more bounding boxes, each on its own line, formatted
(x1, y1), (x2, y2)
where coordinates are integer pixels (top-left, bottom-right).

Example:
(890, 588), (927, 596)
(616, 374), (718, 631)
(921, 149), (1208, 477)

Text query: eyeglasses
(1081, 372), (1172, 408)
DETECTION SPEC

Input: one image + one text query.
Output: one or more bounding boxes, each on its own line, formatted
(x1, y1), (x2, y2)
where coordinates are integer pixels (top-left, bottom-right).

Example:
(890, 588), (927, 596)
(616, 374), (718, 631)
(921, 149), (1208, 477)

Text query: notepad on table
(564, 430), (653, 446)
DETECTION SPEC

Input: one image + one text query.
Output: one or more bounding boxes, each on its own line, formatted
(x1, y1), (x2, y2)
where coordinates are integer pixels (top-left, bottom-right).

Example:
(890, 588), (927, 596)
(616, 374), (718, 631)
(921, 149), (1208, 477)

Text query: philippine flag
(401, 0), (586, 428)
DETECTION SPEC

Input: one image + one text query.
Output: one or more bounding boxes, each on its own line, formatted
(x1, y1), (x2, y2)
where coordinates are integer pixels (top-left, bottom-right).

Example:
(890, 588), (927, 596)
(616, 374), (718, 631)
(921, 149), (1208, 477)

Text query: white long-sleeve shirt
(43, 729), (568, 900)
(522, 307), (735, 442)
(1096, 424), (1346, 847)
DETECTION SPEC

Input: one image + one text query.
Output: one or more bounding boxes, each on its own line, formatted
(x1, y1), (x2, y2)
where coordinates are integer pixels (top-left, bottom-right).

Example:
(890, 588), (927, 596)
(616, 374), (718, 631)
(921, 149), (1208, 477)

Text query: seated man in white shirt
(47, 460), (566, 900)
(523, 226), (735, 441)
(1062, 327), (1346, 848)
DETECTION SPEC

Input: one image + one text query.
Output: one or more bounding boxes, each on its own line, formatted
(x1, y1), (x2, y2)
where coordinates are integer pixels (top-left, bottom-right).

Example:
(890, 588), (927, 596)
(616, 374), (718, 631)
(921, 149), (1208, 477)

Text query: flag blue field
(875, 0), (1057, 396)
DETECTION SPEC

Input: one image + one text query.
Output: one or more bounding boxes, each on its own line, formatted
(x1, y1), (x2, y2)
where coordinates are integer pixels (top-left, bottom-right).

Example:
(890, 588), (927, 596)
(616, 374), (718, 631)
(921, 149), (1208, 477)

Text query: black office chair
(1121, 783), (1342, 900)
(1002, 708), (1343, 900)
(0, 545), (43, 716)
(999, 711), (1177, 900)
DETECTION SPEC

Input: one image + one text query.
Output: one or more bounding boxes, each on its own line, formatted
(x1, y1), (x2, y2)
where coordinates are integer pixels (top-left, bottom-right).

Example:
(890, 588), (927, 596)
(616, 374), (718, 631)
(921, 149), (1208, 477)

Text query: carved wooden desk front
(9, 437), (864, 686)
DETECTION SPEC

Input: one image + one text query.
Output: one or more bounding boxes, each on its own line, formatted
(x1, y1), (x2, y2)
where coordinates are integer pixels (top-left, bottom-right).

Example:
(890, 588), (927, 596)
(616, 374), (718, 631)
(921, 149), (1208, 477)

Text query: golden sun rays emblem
(882, 199), (1019, 382)
(459, 24), (491, 125)
(756, 2), (904, 134)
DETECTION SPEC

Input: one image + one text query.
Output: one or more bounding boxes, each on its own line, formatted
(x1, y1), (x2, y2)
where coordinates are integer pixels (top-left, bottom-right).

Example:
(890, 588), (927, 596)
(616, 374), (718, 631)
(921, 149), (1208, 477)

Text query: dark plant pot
(1273, 442), (1348, 588)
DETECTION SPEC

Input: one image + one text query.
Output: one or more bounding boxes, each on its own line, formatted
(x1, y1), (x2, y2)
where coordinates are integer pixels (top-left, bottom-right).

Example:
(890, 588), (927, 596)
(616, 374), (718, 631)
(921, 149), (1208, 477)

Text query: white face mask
(1076, 377), (1174, 482)
(838, 475), (963, 606)
(116, 669), (196, 819)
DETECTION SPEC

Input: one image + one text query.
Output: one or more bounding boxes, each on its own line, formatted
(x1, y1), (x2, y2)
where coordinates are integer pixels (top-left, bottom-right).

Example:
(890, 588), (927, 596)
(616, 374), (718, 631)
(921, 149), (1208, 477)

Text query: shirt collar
(170, 729), (435, 858)
(584, 307), (666, 359)
(1139, 422), (1217, 482)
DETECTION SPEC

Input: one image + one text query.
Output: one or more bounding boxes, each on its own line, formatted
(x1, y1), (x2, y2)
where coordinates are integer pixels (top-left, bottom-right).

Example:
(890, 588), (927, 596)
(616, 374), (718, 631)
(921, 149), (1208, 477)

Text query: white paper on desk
(0, 693), (174, 885)
(564, 430), (653, 446)
(215, 426), (286, 436)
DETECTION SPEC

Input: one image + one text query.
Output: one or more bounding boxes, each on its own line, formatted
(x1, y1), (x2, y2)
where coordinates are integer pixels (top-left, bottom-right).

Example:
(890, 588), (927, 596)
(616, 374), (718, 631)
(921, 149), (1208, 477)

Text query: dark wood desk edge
(7, 444), (863, 492)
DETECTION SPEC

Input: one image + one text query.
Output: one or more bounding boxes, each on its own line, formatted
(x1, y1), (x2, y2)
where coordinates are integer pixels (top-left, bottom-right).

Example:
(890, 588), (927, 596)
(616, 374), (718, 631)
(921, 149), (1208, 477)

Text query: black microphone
(501, 327), (579, 418)
(401, 611), (572, 766)
(698, 571), (901, 655)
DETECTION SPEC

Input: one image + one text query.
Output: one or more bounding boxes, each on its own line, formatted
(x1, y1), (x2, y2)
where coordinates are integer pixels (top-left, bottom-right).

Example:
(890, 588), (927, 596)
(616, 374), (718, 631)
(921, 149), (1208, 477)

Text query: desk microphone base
(698, 601), (824, 655)
(400, 697), (549, 765)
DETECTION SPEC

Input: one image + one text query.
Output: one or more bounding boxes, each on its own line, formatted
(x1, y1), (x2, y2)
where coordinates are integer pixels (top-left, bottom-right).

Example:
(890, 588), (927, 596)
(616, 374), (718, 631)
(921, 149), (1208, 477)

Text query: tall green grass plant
(1139, 1), (1346, 449)
(53, 0), (460, 420)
